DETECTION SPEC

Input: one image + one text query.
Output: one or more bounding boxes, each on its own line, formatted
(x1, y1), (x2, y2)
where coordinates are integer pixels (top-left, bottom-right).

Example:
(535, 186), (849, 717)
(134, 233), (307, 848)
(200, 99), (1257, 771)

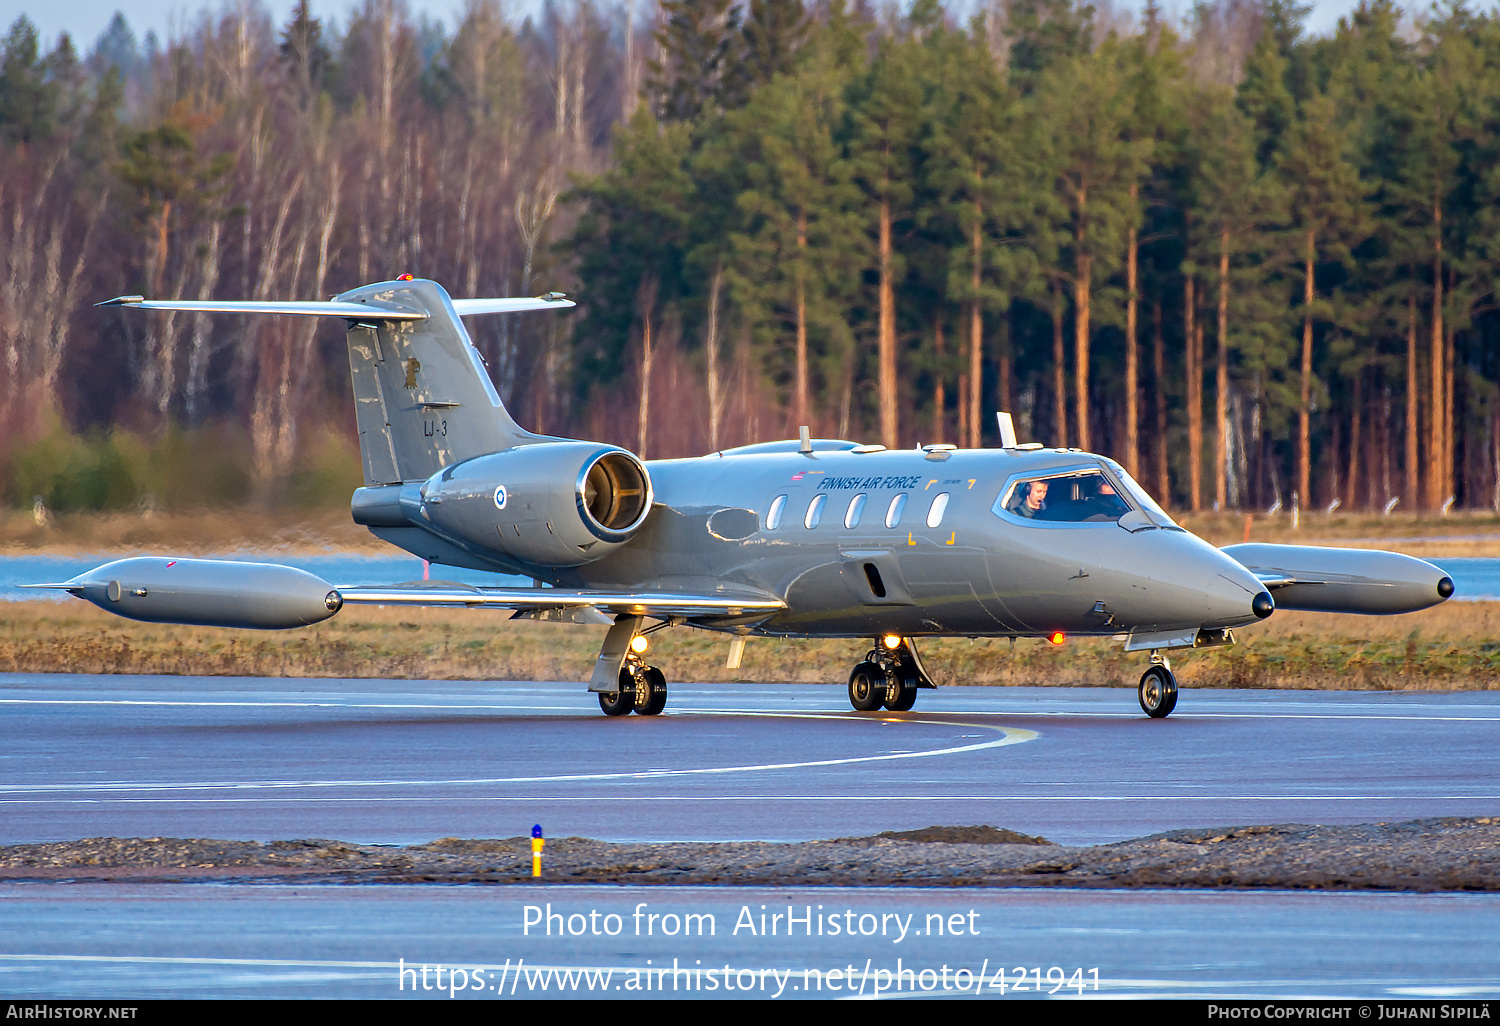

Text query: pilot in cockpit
(1077, 475), (1131, 521)
(1010, 479), (1049, 518)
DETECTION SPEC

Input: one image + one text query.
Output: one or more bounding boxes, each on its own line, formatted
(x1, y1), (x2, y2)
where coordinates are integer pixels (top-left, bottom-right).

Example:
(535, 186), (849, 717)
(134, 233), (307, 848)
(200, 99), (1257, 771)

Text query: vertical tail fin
(338, 279), (557, 484)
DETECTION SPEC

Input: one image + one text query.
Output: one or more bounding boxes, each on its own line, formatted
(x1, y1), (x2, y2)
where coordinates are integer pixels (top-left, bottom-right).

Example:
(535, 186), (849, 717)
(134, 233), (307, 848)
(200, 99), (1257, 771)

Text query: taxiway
(2, 674), (1496, 847)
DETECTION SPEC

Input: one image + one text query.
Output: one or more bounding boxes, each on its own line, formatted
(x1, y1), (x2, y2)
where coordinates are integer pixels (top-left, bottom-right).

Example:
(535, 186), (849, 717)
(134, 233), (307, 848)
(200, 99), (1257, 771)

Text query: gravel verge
(0, 818), (1495, 891)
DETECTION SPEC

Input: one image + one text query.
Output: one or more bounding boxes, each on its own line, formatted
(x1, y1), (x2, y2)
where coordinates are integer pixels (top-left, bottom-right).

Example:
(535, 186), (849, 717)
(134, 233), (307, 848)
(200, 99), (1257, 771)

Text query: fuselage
(398, 439), (1270, 641)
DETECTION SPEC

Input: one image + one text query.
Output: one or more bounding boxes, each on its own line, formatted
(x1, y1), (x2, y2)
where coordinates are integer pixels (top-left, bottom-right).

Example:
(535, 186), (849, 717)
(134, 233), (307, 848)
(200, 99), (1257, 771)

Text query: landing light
(881, 634), (902, 651)
(630, 635), (649, 654)
(1049, 632), (1066, 645)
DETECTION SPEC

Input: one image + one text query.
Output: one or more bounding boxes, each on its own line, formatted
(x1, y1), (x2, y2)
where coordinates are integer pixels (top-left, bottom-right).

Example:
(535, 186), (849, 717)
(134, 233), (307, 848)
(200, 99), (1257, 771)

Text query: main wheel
(1138, 664), (1178, 718)
(884, 660), (921, 711)
(848, 662), (887, 711)
(633, 666), (668, 716)
(884, 685), (918, 711)
(598, 686), (633, 716)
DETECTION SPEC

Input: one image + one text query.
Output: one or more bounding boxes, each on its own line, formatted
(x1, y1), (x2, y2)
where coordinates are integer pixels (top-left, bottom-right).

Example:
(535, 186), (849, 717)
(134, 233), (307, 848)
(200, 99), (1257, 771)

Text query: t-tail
(98, 278), (574, 485)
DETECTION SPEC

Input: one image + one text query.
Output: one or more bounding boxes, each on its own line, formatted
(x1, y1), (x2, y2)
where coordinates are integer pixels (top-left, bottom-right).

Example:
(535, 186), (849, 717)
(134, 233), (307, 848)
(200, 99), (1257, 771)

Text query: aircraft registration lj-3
(37, 277), (1454, 718)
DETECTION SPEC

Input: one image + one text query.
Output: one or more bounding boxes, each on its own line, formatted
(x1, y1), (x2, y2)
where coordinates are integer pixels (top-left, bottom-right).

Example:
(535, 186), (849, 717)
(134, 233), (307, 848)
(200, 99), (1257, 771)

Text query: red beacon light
(1049, 632), (1065, 645)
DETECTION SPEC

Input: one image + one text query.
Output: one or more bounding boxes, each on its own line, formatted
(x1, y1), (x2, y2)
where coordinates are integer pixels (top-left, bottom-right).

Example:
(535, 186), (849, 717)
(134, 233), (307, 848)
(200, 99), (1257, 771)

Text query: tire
(1138, 665), (1178, 718)
(884, 682), (918, 711)
(848, 662), (887, 711)
(598, 687), (633, 716)
(884, 659), (920, 711)
(634, 666), (668, 716)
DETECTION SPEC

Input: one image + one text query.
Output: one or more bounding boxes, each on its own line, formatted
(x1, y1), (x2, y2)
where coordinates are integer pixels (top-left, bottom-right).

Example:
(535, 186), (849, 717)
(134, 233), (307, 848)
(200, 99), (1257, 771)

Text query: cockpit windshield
(993, 467), (1133, 524)
(1099, 459), (1179, 529)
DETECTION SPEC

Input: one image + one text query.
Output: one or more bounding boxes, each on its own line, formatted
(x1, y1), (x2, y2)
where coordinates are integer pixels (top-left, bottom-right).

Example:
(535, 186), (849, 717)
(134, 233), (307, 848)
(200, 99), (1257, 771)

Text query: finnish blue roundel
(494, 485), (508, 510)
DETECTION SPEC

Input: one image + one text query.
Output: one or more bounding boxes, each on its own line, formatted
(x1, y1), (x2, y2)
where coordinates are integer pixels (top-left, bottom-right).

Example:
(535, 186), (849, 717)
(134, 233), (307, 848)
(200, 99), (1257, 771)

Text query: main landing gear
(593, 614), (669, 716)
(1138, 653), (1178, 718)
(598, 654), (668, 716)
(847, 634), (935, 712)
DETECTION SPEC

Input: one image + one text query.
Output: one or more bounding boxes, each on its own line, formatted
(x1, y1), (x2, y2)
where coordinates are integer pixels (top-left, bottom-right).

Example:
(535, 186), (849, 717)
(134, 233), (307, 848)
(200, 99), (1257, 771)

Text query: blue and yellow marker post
(531, 824), (544, 878)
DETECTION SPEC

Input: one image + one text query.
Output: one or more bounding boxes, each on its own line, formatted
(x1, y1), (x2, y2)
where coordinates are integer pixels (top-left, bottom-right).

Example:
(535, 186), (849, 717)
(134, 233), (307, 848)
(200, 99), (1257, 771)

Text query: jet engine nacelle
(419, 441), (653, 568)
(59, 557), (342, 629)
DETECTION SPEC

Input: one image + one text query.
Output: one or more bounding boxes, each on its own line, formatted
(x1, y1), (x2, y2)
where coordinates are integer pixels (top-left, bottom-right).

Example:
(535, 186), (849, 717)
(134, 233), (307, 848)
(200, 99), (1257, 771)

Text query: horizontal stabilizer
(97, 291), (574, 320)
(96, 296), (428, 319)
(451, 295), (575, 315)
(100, 279), (577, 485)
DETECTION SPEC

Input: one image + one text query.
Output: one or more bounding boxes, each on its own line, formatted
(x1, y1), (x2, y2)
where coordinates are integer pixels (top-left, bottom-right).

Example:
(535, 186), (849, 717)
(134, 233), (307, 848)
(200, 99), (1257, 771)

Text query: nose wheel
(1138, 663), (1178, 718)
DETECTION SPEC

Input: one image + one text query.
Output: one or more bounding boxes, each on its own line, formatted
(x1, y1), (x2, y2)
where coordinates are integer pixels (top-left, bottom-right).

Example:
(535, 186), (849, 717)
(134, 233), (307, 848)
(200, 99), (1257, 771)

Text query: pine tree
(847, 36), (924, 447)
(1278, 92), (1370, 509)
(279, 0), (333, 111)
(1031, 38), (1150, 452)
(0, 17), (59, 148)
(925, 22), (1030, 447)
(715, 39), (861, 436)
(646, 0), (741, 123)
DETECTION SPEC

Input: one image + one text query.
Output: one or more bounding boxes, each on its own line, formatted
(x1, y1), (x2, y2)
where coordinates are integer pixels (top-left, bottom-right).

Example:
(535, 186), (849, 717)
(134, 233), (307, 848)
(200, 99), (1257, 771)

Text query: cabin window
(844, 493), (867, 529)
(766, 493), (787, 530)
(884, 493), (907, 528)
(805, 493), (827, 529)
(926, 492), (950, 528)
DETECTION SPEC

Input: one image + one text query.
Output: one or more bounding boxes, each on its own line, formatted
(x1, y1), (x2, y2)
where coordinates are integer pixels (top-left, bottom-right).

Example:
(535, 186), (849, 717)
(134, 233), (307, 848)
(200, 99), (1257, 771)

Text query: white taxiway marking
(0, 714), (1037, 797)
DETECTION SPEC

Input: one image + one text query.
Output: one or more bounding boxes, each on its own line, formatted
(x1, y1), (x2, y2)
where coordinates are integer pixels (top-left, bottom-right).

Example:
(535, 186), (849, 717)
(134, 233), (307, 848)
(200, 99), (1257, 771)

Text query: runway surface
(2, 673), (1497, 847)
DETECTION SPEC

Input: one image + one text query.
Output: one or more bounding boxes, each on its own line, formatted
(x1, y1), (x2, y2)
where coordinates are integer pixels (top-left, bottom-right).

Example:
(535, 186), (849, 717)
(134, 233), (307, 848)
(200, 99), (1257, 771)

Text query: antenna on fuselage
(799, 426), (812, 455)
(996, 412), (1019, 449)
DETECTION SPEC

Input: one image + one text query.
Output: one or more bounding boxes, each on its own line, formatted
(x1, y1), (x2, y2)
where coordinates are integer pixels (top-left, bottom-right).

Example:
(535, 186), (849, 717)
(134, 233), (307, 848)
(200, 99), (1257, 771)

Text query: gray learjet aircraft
(39, 277), (1455, 718)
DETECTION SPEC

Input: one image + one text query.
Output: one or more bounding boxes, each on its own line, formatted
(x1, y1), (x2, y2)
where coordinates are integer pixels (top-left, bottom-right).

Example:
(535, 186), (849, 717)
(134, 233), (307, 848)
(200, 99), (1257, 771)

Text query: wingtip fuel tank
(1221, 543), (1453, 615)
(57, 558), (343, 630)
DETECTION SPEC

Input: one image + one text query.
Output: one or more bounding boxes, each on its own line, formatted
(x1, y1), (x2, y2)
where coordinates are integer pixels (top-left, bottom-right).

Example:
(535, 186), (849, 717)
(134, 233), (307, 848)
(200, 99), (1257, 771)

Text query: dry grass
(2, 598), (1496, 691)
(1184, 508), (1500, 557)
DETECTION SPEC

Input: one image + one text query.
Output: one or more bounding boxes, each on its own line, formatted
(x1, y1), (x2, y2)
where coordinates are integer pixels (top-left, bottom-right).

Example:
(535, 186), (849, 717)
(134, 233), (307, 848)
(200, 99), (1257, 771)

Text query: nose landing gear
(1138, 654), (1178, 718)
(847, 635), (934, 712)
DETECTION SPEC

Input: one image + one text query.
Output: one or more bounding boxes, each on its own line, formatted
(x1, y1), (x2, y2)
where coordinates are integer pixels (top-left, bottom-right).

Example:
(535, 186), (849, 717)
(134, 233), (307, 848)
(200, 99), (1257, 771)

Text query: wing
(335, 581), (785, 622)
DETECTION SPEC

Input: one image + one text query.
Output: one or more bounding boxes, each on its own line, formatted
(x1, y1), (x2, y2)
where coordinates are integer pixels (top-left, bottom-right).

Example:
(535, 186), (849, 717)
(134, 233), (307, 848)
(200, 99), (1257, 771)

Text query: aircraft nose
(1203, 559), (1277, 629)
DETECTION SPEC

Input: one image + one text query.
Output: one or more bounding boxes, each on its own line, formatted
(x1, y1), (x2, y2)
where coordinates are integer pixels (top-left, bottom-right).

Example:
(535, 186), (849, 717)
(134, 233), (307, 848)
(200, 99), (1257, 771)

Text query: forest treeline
(3, 0), (1499, 515)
